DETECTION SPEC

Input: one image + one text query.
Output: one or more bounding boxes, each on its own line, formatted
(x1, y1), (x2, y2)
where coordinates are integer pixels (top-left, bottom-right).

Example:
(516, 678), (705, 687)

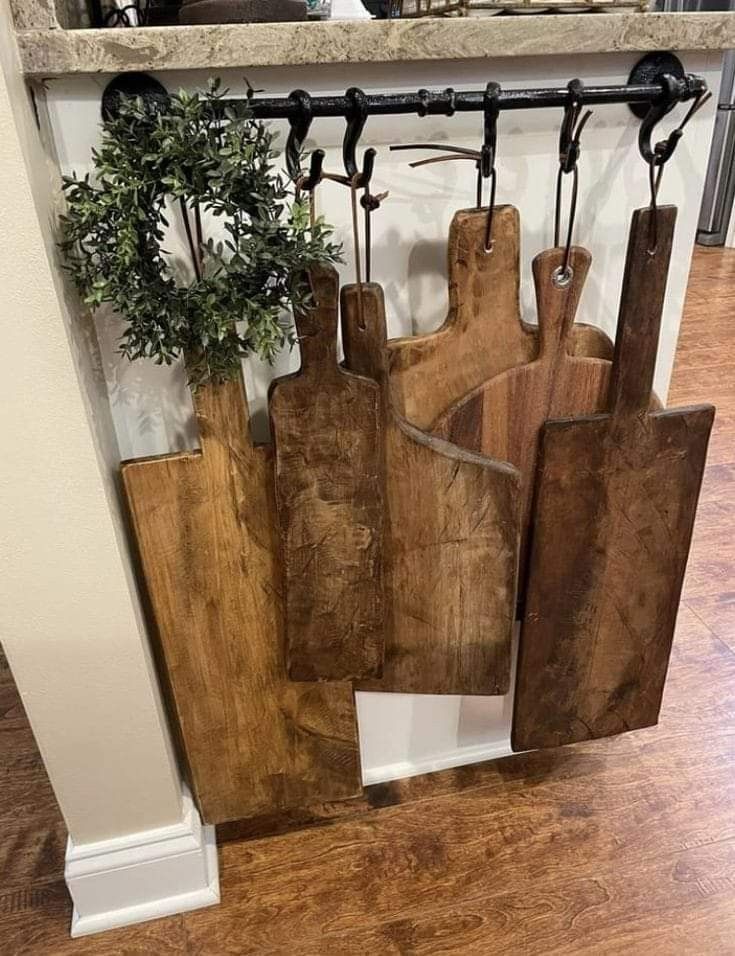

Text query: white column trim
(65, 789), (219, 938)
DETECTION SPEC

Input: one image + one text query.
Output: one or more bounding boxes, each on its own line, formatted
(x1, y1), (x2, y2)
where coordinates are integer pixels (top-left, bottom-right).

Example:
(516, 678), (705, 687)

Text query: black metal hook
(286, 89), (322, 185)
(637, 75), (680, 168)
(637, 74), (711, 168)
(557, 78), (592, 175)
(480, 82), (500, 179)
(343, 87), (375, 187)
(389, 82), (501, 252)
(554, 79), (593, 283)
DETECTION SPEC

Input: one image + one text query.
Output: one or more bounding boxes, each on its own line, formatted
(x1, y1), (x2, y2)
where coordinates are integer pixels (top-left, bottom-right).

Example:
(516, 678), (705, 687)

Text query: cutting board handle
(293, 265), (341, 374)
(190, 374), (253, 455)
(341, 283), (388, 387)
(450, 206), (521, 334)
(532, 246), (591, 362)
(609, 205), (678, 418)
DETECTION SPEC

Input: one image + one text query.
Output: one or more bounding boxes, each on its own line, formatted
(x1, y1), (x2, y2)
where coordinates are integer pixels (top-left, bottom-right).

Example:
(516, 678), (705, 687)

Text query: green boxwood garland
(59, 79), (341, 386)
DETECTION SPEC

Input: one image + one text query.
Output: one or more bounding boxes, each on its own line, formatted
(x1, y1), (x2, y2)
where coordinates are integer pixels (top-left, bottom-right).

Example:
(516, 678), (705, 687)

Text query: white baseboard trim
(361, 739), (513, 787)
(65, 788), (219, 938)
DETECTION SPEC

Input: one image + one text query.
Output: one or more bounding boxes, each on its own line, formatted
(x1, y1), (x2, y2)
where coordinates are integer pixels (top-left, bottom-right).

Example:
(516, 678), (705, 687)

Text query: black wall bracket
(627, 52), (687, 120)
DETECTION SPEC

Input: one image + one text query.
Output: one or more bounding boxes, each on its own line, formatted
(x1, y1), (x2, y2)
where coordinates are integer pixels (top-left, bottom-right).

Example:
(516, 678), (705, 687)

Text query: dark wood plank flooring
(2, 246), (734, 954)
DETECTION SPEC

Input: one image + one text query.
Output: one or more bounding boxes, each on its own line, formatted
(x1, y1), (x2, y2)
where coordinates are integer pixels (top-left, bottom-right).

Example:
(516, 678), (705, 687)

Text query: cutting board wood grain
(387, 207), (613, 431)
(269, 265), (385, 682)
(434, 246), (612, 571)
(342, 282), (520, 696)
(513, 205), (715, 751)
(122, 375), (362, 824)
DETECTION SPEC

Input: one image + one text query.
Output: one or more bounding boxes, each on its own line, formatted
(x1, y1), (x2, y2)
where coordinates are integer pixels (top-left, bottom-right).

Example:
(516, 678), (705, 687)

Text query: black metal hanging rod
(102, 68), (707, 125)
(243, 78), (706, 120)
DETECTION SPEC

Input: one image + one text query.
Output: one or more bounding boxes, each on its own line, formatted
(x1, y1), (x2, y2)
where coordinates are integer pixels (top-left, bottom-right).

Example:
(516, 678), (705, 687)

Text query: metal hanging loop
(637, 76), (711, 255)
(553, 79), (593, 285)
(312, 96), (387, 306)
(647, 152), (665, 256)
(339, 86), (387, 283)
(480, 82), (501, 252)
(389, 81), (502, 253)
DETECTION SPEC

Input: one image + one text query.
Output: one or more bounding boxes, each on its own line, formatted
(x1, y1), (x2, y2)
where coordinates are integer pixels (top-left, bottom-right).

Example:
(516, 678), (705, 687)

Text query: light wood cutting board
(433, 246), (612, 573)
(387, 206), (613, 431)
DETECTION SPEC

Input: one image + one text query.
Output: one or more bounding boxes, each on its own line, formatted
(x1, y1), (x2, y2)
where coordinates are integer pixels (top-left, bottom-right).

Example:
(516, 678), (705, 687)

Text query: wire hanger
(553, 79), (592, 287)
(341, 88), (387, 289)
(638, 75), (712, 255)
(296, 88), (387, 328)
(390, 82), (502, 253)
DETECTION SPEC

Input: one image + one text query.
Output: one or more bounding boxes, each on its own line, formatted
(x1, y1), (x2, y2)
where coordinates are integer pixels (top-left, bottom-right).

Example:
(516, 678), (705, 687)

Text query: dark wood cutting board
(122, 375), (362, 825)
(342, 282), (520, 696)
(269, 265), (385, 682)
(433, 246), (612, 572)
(513, 205), (715, 751)
(387, 206), (614, 431)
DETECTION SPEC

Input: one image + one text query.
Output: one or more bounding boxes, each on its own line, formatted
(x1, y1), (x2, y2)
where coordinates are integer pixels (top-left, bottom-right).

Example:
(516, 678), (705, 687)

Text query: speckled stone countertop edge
(15, 11), (735, 78)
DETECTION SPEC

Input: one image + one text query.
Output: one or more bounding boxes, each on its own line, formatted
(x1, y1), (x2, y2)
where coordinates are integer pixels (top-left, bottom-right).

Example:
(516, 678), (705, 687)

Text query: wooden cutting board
(434, 246), (612, 571)
(387, 206), (614, 431)
(122, 375), (362, 824)
(342, 282), (520, 696)
(513, 205), (715, 751)
(269, 265), (385, 683)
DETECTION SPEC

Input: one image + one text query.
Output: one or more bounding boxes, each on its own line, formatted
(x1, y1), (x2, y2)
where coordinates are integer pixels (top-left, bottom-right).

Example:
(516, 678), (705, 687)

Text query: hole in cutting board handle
(552, 265), (574, 289)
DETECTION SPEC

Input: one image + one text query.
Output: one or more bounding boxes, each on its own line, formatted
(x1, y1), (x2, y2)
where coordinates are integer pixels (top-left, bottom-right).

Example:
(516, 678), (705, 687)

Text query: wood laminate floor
(2, 247), (735, 954)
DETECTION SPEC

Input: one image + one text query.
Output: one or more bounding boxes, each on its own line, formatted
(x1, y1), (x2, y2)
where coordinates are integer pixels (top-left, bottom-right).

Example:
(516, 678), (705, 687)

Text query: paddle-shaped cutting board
(387, 206), (613, 430)
(434, 246), (612, 571)
(122, 375), (361, 825)
(513, 206), (715, 751)
(342, 282), (520, 695)
(269, 265), (384, 682)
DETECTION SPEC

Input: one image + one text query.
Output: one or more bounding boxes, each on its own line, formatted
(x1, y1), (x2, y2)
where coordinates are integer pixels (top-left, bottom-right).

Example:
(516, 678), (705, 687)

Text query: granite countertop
(14, 11), (735, 78)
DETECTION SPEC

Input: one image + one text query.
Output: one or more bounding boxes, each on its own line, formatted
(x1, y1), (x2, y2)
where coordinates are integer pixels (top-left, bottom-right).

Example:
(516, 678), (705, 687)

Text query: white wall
(44, 50), (720, 785)
(0, 0), (185, 844)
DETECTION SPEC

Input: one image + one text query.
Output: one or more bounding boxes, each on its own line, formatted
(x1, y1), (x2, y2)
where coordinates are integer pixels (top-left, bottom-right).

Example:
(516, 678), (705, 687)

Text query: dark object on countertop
(148, 0), (183, 23)
(362, 0), (394, 14)
(91, 0), (182, 27)
(89, 0), (105, 26)
(178, 0), (307, 21)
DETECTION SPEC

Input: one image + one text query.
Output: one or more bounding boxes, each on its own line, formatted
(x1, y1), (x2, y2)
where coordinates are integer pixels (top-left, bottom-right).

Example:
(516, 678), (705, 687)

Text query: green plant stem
(194, 203), (205, 277)
(179, 198), (201, 282)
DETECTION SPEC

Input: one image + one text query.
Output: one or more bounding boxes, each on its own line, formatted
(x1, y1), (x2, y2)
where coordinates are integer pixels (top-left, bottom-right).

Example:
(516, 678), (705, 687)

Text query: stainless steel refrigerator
(698, 48), (735, 245)
(659, 0), (735, 244)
